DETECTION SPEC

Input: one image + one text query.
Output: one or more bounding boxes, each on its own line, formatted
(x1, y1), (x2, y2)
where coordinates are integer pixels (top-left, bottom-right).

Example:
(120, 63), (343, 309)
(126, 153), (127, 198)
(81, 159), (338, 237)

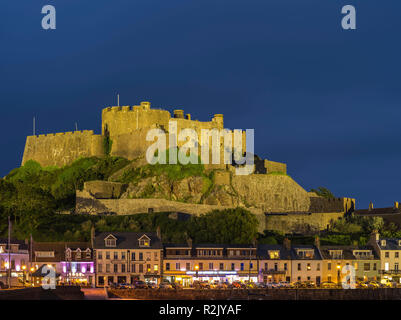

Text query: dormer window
(66, 248), (72, 260)
(105, 234), (117, 247)
(76, 248), (81, 260)
(329, 250), (343, 259)
(381, 240), (387, 247)
(139, 235), (151, 247)
(297, 249), (314, 259)
(398, 240), (401, 247)
(268, 250), (280, 259)
(86, 248), (91, 258)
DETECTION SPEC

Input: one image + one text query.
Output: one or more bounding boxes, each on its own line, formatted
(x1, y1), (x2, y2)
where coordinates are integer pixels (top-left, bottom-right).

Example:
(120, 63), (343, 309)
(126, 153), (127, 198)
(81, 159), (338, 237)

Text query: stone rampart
(22, 130), (104, 167)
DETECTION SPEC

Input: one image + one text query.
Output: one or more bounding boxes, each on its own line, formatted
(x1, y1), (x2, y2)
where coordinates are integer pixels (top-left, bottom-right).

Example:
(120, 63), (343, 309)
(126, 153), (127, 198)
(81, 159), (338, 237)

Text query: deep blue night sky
(1, 0), (400, 209)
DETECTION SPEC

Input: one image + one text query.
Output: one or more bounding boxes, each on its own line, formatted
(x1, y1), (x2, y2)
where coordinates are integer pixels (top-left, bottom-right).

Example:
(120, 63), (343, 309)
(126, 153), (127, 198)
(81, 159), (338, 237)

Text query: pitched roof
(32, 241), (91, 262)
(377, 238), (401, 250)
(32, 242), (66, 262)
(0, 239), (28, 250)
(290, 245), (323, 260)
(257, 244), (292, 260)
(93, 232), (162, 249)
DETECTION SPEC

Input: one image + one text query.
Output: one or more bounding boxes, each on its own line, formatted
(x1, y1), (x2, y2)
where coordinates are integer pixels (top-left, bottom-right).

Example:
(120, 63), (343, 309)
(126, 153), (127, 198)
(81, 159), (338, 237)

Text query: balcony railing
(379, 269), (401, 275)
(353, 255), (375, 260)
(261, 269), (286, 275)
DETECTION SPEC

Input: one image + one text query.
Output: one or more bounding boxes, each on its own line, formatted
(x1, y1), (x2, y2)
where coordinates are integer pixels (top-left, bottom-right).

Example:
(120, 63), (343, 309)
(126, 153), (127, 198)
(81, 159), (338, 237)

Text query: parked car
(304, 281), (316, 288)
(147, 282), (157, 289)
(193, 281), (210, 289)
(172, 282), (183, 290)
(132, 280), (148, 289)
(355, 281), (365, 288)
(278, 281), (292, 288)
(216, 282), (229, 289)
(117, 283), (131, 289)
(232, 281), (245, 289)
(159, 281), (173, 289)
(320, 281), (337, 289)
(380, 279), (396, 288)
(292, 281), (314, 288)
(256, 282), (267, 289)
(246, 282), (258, 289)
(369, 280), (384, 288)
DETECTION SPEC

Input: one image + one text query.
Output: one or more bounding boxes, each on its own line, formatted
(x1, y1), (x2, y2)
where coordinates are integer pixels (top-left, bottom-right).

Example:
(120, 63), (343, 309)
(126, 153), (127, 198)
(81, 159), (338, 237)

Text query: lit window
(268, 251), (280, 259)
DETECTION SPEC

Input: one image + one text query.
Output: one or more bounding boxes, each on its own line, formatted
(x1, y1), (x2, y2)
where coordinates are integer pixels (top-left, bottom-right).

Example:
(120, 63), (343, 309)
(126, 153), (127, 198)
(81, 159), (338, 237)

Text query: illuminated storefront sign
(186, 271), (237, 276)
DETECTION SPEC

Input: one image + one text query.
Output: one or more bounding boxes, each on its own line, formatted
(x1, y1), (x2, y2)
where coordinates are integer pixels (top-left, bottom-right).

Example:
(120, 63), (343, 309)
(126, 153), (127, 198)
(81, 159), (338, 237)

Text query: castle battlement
(101, 102), (223, 124)
(30, 130), (95, 139)
(101, 101), (225, 139)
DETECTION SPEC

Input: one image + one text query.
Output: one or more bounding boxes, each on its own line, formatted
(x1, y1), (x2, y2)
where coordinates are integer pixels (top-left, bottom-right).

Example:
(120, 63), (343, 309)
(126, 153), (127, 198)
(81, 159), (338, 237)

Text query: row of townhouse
(0, 231), (400, 287)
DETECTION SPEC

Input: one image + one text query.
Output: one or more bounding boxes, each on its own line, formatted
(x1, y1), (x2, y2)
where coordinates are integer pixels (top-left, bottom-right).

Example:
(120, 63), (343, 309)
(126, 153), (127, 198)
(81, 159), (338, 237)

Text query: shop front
(61, 261), (94, 286)
(163, 271), (192, 287)
(185, 270), (258, 284)
(261, 270), (288, 283)
(144, 273), (161, 285)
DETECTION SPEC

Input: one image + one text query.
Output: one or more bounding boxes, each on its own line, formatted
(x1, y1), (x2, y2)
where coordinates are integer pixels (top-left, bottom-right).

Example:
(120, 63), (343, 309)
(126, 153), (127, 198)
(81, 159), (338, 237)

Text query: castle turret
(141, 101), (151, 110)
(174, 109), (185, 119)
(213, 114), (224, 127)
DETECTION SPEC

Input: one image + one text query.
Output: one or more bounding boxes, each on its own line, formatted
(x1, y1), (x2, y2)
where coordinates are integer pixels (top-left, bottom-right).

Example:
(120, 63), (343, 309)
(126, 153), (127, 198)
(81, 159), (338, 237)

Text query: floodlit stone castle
(22, 101), (355, 233)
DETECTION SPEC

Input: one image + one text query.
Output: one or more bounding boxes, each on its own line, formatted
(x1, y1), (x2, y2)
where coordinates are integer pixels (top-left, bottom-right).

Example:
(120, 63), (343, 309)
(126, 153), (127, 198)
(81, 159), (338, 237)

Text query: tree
(310, 187), (335, 199)
(188, 208), (259, 244)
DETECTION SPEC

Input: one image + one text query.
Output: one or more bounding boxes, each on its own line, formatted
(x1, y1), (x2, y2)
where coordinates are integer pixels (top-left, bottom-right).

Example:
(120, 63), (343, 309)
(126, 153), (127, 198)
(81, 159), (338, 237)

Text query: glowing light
(63, 266), (67, 273)
(22, 265), (26, 270)
(16, 265), (20, 271)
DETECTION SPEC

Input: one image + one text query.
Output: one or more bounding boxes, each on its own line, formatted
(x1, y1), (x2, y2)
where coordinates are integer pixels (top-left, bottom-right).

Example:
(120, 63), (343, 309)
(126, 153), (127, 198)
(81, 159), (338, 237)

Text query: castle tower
(213, 114), (224, 127)
(173, 109), (185, 119)
(140, 101), (151, 110)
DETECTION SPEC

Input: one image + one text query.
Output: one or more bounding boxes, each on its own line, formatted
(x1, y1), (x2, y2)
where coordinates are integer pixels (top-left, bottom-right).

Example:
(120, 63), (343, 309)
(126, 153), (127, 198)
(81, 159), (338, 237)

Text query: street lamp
(22, 265), (26, 285)
(337, 265), (341, 287)
(195, 265), (199, 278)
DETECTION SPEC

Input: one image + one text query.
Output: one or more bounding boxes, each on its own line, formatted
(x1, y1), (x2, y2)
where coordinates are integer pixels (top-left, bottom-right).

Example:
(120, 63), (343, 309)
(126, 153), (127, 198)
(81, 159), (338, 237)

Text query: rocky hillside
(82, 157), (312, 212)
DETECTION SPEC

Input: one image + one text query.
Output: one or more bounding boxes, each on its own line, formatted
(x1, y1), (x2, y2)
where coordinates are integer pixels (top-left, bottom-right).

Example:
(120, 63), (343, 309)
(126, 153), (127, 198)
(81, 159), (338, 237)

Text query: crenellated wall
(309, 196), (355, 213)
(21, 101), (251, 168)
(22, 130), (104, 167)
(102, 102), (246, 165)
(101, 102), (225, 138)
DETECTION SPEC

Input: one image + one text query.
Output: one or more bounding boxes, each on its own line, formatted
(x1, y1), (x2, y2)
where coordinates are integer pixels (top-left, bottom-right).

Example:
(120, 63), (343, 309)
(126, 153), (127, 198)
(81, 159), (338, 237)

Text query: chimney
(369, 202), (374, 211)
(283, 238), (291, 251)
(314, 236), (320, 249)
(368, 231), (380, 246)
(186, 236), (193, 249)
(156, 226), (162, 241)
(90, 225), (95, 248)
(394, 202), (399, 210)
